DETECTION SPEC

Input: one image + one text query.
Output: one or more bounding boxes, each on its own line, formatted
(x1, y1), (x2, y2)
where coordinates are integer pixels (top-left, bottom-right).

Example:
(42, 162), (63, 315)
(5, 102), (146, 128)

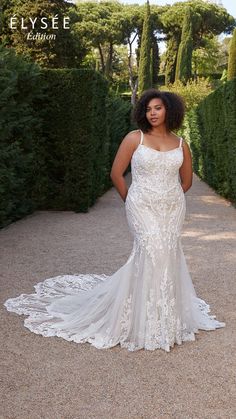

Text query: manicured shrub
(0, 46), (133, 227)
(39, 68), (109, 212)
(0, 45), (46, 228)
(186, 79), (236, 203)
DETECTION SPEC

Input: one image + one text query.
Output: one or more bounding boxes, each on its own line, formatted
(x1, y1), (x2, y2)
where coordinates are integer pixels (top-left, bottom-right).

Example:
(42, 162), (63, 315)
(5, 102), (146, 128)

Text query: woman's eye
(147, 107), (161, 111)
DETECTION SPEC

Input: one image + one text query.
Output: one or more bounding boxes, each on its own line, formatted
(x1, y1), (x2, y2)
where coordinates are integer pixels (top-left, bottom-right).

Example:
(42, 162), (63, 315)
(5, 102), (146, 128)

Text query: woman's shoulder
(122, 129), (141, 145)
(171, 131), (184, 141)
(171, 132), (187, 148)
(119, 130), (141, 154)
(126, 129), (141, 139)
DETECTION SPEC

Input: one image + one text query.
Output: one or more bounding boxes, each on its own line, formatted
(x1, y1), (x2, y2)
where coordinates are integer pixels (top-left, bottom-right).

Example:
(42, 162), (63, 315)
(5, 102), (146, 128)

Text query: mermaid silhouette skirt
(3, 133), (225, 352)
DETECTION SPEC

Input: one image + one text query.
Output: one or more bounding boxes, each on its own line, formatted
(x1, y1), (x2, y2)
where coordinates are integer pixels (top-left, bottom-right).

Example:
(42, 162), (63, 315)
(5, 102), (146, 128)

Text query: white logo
(9, 15), (70, 40)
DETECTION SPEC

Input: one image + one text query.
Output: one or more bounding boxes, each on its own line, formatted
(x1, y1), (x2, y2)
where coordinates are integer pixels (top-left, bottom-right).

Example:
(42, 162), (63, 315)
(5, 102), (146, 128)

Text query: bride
(4, 88), (225, 352)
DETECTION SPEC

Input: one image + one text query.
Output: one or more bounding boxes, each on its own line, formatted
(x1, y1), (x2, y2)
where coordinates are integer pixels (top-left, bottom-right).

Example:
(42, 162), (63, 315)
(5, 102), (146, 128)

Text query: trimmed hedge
(0, 48), (133, 228)
(106, 91), (136, 186)
(38, 68), (110, 212)
(39, 70), (133, 211)
(186, 78), (236, 204)
(0, 45), (46, 228)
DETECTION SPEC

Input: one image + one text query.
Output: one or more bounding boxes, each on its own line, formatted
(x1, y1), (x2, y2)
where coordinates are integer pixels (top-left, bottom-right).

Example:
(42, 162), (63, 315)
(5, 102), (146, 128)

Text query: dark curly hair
(132, 88), (185, 133)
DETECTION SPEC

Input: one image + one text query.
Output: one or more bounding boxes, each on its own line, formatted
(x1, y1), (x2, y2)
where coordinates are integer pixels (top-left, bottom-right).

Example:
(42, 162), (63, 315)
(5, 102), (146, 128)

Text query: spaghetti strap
(179, 137), (183, 148)
(140, 129), (144, 145)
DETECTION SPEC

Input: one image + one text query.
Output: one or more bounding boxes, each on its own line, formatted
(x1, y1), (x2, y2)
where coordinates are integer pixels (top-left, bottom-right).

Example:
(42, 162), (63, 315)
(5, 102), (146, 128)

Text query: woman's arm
(110, 131), (139, 202)
(179, 140), (193, 193)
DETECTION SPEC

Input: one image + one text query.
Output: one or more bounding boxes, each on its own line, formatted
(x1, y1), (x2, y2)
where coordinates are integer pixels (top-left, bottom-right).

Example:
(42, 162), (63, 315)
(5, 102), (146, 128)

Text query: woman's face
(145, 98), (166, 128)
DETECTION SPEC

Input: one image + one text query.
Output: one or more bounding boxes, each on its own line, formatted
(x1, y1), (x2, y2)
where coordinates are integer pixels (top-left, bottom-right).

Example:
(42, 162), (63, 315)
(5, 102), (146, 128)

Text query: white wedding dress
(4, 130), (225, 352)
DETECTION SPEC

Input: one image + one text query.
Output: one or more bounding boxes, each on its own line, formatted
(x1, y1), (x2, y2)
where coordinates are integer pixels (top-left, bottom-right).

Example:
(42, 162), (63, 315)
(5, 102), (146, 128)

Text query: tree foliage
(162, 77), (213, 111)
(164, 36), (179, 85)
(73, 0), (234, 90)
(228, 28), (236, 80)
(192, 35), (222, 76)
(1, 0), (235, 93)
(74, 1), (124, 78)
(163, 0), (235, 85)
(175, 7), (193, 83)
(151, 32), (160, 85)
(138, 0), (152, 94)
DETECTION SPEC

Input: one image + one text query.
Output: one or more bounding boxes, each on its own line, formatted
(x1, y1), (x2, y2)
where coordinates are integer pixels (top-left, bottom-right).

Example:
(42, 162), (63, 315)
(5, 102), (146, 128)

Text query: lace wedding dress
(4, 130), (225, 352)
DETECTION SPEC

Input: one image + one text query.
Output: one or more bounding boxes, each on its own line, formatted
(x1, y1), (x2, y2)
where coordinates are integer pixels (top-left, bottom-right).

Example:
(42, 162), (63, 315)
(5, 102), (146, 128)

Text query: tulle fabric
(4, 240), (225, 352)
(3, 130), (225, 351)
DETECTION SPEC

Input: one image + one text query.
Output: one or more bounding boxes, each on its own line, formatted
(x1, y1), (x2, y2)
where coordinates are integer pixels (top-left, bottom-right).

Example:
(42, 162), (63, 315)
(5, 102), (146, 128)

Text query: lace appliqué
(3, 139), (225, 353)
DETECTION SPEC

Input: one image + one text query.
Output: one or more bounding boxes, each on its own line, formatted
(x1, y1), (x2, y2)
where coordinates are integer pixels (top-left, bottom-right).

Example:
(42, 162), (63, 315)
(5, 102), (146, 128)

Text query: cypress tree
(175, 7), (193, 84)
(228, 28), (236, 80)
(151, 33), (160, 86)
(138, 0), (152, 94)
(150, 46), (153, 86)
(165, 36), (179, 85)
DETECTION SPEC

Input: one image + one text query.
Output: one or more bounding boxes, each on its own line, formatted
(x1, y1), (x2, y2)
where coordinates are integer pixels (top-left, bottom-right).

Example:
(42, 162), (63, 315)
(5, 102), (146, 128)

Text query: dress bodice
(130, 130), (184, 194)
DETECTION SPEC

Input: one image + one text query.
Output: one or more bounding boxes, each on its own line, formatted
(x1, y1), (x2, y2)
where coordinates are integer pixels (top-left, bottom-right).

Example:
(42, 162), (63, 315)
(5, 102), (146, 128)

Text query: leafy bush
(161, 77), (213, 111)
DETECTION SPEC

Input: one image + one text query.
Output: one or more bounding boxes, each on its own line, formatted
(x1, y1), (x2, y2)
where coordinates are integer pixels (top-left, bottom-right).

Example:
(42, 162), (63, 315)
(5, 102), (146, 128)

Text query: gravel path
(1, 173), (235, 419)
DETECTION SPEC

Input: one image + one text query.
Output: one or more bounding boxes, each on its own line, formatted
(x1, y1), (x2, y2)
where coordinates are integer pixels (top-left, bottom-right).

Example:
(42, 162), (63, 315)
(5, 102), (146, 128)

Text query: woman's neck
(149, 126), (170, 138)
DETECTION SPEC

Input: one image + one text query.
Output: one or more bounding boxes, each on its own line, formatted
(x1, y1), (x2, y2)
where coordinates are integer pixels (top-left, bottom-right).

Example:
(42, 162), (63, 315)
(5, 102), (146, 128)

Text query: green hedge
(39, 70), (133, 210)
(38, 68), (110, 212)
(186, 78), (236, 204)
(0, 45), (46, 228)
(0, 47), (133, 228)
(106, 91), (135, 186)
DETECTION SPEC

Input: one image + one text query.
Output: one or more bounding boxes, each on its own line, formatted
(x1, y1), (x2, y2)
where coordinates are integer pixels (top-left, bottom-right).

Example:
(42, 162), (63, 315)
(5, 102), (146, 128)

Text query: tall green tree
(151, 33), (160, 85)
(175, 7), (193, 83)
(228, 28), (236, 80)
(138, 0), (152, 94)
(164, 35), (179, 85)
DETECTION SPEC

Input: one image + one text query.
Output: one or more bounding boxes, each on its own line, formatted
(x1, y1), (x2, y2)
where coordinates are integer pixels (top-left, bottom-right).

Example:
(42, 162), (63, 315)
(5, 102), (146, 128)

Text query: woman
(4, 89), (225, 352)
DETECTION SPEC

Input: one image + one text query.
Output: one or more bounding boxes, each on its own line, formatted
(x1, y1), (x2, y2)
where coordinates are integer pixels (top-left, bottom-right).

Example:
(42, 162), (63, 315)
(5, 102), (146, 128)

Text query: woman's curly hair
(132, 88), (185, 133)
